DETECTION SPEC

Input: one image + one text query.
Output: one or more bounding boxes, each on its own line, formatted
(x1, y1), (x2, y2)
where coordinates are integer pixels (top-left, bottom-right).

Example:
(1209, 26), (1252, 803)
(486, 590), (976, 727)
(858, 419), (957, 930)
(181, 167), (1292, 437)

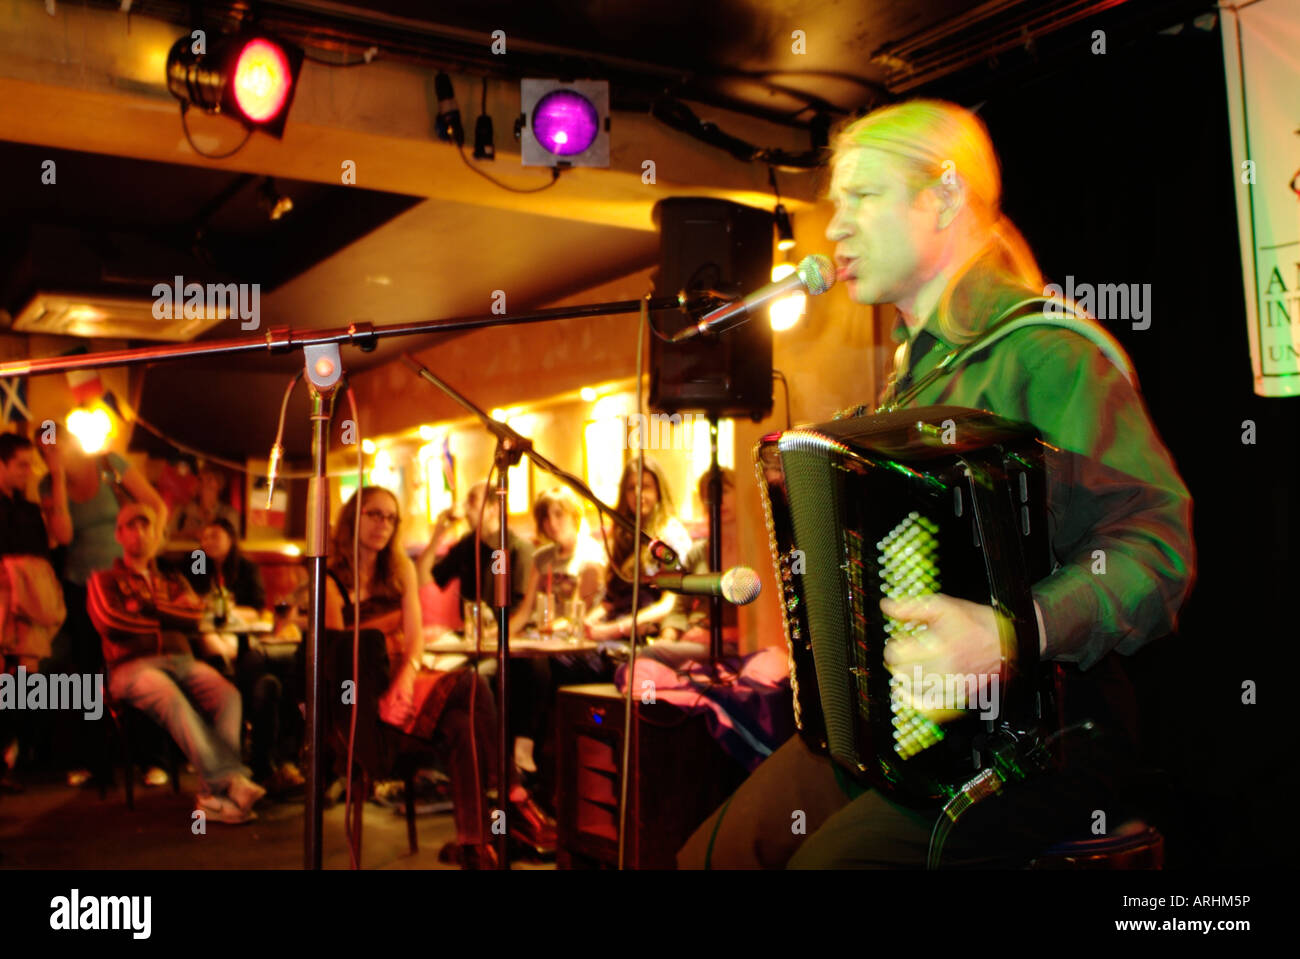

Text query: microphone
(264, 443), (283, 510)
(671, 254), (835, 343)
(644, 566), (762, 605)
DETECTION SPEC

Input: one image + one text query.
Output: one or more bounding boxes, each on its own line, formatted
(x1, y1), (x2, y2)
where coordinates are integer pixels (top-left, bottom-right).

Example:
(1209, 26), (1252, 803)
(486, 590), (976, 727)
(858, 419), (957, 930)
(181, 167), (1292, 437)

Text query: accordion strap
(876, 297), (1137, 413)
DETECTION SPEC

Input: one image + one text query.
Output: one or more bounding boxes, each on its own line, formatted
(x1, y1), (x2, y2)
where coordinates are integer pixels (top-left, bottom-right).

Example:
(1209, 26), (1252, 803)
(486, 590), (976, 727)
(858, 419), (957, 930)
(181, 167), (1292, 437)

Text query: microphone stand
(0, 294), (688, 871)
(489, 433), (524, 869)
(400, 358), (685, 870)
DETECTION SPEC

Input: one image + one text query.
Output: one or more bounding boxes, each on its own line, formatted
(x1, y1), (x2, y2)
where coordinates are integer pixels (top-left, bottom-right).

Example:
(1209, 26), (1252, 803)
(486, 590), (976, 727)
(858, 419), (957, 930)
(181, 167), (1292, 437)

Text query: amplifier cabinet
(554, 683), (749, 869)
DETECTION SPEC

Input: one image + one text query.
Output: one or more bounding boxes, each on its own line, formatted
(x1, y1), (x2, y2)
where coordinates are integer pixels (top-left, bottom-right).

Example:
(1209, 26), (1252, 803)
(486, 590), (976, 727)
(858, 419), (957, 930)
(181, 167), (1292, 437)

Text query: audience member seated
(508, 485), (605, 638)
(87, 503), (264, 824)
(584, 456), (692, 643)
(418, 481), (534, 615)
(183, 518), (266, 669)
(326, 486), (553, 868)
(650, 467), (740, 669)
(418, 483), (542, 781)
(417, 506), (466, 634)
(183, 518), (302, 793)
(40, 437), (168, 788)
(169, 465), (240, 541)
(503, 486), (604, 787)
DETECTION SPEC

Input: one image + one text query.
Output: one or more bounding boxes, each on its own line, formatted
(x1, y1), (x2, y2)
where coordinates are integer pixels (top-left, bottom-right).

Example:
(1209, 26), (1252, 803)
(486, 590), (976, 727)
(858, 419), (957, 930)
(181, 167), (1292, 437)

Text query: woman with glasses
(324, 486), (547, 868)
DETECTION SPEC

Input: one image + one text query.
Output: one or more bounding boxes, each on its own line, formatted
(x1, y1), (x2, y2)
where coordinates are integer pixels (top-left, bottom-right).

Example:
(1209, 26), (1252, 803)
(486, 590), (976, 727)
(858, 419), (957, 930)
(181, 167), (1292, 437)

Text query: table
(422, 630), (600, 664)
(199, 615), (281, 659)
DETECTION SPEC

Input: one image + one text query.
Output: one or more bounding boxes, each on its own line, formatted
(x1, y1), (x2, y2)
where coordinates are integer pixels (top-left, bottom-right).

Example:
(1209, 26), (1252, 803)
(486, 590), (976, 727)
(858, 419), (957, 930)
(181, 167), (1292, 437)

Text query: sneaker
(196, 793), (256, 825)
(514, 737), (538, 775)
(269, 762), (305, 794)
(143, 766), (169, 787)
(372, 779), (406, 808)
(227, 774), (267, 812)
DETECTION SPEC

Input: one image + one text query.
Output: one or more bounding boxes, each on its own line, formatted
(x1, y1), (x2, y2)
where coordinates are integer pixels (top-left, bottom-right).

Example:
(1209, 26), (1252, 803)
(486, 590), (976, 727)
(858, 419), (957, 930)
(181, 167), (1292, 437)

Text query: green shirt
(883, 272), (1194, 672)
(39, 452), (130, 586)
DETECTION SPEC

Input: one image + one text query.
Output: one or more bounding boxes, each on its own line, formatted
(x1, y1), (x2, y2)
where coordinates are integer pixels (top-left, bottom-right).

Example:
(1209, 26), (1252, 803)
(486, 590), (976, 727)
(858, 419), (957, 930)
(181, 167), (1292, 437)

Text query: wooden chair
(318, 628), (443, 862)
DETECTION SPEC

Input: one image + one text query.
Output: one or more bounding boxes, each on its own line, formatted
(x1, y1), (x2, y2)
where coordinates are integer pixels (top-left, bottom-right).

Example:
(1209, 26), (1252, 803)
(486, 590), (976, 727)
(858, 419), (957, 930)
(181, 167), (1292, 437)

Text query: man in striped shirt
(88, 502), (265, 824)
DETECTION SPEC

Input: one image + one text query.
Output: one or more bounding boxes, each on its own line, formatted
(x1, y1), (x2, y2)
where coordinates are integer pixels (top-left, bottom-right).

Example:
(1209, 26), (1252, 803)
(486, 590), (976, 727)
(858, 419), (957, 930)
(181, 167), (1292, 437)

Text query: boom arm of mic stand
(402, 357), (683, 570)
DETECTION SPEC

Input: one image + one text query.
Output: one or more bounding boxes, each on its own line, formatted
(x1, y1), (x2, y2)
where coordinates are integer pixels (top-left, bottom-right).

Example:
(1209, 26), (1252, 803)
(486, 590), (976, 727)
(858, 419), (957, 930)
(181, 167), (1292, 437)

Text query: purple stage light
(532, 90), (600, 156)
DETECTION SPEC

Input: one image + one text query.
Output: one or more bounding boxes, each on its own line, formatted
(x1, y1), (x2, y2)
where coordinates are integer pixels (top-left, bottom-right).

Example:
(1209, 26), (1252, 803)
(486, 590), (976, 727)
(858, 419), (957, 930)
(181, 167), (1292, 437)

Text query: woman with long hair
(325, 486), (550, 868)
(585, 456), (691, 642)
(189, 517), (265, 670)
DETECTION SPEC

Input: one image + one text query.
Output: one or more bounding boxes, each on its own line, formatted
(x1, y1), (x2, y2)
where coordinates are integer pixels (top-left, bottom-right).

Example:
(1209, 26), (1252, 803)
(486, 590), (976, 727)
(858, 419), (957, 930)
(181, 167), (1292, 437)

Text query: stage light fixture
(435, 72), (464, 145)
(166, 32), (304, 138)
(259, 178), (293, 220)
(519, 79), (609, 167)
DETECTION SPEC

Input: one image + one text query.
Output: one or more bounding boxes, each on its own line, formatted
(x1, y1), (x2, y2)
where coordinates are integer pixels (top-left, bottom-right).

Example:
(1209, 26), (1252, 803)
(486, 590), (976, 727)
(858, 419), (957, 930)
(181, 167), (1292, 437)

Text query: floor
(0, 769), (554, 870)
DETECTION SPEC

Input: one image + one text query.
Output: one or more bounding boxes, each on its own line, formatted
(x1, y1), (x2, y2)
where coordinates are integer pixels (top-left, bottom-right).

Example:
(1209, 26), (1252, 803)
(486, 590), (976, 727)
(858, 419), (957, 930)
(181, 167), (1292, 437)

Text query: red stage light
(231, 39), (293, 124)
(166, 32), (303, 139)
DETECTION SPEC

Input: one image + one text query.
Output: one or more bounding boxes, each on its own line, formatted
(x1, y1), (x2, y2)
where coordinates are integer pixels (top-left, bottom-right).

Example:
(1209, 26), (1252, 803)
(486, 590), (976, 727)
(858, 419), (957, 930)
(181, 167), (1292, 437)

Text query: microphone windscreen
(720, 566), (762, 605)
(798, 254), (836, 296)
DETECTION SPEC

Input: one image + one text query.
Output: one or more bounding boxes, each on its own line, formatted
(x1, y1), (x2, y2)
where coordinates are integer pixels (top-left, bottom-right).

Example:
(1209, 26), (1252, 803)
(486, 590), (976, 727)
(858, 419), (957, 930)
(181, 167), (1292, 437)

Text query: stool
(1029, 820), (1164, 869)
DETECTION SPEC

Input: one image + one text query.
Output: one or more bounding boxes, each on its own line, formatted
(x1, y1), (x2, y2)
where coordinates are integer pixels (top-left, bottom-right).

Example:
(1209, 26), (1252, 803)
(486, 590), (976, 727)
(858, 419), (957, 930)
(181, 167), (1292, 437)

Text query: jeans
(108, 654), (249, 795)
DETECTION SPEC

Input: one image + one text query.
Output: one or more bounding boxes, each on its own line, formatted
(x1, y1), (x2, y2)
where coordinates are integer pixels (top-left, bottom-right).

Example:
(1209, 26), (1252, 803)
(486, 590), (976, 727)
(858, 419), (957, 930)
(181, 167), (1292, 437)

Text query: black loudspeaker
(554, 683), (748, 869)
(650, 198), (774, 421)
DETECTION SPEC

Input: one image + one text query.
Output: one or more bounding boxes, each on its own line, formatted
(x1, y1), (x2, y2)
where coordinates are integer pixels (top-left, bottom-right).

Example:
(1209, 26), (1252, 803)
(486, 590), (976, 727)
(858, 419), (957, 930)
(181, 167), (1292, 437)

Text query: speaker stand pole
(707, 415), (724, 677)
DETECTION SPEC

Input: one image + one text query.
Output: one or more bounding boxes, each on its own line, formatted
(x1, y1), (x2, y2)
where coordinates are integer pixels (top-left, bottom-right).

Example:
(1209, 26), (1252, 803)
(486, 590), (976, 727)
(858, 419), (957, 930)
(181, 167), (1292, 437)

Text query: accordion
(756, 406), (1058, 808)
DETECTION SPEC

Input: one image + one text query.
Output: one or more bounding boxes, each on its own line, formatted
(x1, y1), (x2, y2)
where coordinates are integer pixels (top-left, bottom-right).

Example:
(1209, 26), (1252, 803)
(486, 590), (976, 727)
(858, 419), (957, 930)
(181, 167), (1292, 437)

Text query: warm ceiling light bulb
(580, 387), (597, 402)
(67, 408), (113, 455)
(361, 439), (376, 455)
(769, 262), (806, 332)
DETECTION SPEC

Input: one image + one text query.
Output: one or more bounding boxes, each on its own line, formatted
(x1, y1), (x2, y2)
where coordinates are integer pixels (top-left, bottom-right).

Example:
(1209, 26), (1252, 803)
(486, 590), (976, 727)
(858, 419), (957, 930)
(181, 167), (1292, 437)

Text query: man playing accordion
(679, 99), (1194, 869)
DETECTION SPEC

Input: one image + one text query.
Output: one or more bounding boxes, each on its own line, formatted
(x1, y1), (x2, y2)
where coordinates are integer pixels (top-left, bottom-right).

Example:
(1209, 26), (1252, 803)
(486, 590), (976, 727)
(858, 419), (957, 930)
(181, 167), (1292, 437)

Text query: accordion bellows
(756, 406), (1055, 807)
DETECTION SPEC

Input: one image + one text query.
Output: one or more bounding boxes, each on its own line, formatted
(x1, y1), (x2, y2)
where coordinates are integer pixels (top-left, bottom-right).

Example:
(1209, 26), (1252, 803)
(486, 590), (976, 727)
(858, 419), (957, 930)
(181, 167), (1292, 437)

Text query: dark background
(927, 15), (1297, 868)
